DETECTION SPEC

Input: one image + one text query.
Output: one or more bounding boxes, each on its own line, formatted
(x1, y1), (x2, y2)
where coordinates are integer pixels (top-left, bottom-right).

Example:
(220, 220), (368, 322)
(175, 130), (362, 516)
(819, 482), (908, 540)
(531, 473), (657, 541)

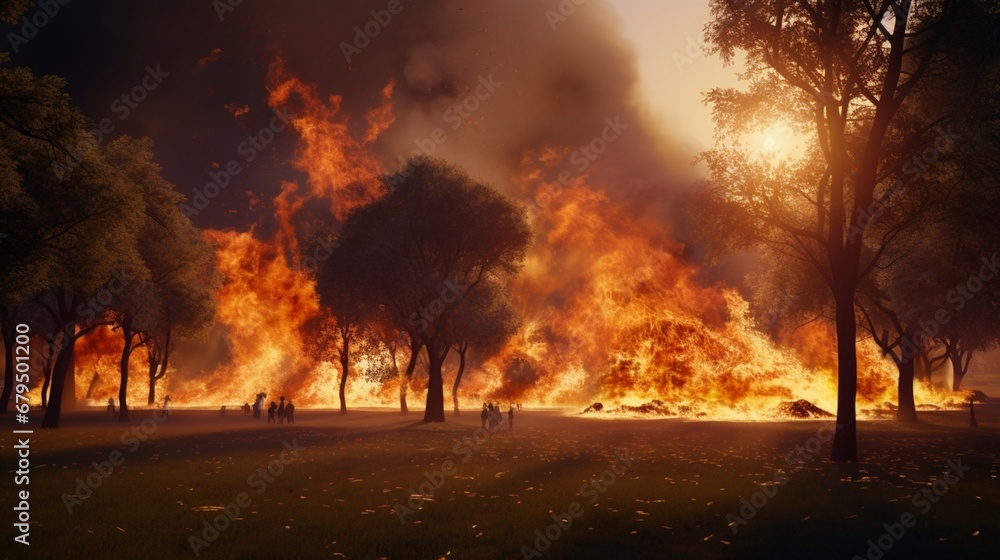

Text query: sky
(606, 0), (740, 152)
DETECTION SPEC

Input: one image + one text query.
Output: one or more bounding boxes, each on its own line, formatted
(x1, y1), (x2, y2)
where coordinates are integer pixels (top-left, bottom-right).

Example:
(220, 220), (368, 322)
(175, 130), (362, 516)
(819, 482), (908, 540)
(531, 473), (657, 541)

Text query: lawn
(4, 405), (998, 559)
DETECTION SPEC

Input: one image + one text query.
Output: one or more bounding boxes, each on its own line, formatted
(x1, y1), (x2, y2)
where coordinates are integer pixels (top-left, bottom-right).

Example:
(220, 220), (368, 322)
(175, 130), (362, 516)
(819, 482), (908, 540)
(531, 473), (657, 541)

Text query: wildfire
(265, 57), (387, 220)
(67, 63), (965, 418)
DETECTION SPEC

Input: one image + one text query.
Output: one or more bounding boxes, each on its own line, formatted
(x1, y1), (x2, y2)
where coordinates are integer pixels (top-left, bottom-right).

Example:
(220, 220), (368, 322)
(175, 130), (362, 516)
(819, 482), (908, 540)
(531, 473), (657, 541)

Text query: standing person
(254, 393), (266, 419)
(161, 395), (171, 418)
(970, 398), (978, 428)
(267, 401), (277, 424)
(278, 396), (286, 424)
(508, 405), (514, 430)
(285, 401), (295, 424)
(107, 397), (116, 416)
(480, 404), (488, 430)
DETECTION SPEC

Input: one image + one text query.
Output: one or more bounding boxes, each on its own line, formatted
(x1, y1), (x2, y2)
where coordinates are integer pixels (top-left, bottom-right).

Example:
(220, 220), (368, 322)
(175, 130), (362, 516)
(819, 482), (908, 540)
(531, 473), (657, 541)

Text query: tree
(446, 281), (520, 415)
(857, 235), (939, 422)
(363, 313), (418, 413)
(0, 53), (90, 413)
(866, 2), (1000, 398)
(144, 233), (217, 405)
(331, 157), (530, 422)
(701, 0), (975, 461)
(101, 136), (217, 420)
(315, 245), (370, 414)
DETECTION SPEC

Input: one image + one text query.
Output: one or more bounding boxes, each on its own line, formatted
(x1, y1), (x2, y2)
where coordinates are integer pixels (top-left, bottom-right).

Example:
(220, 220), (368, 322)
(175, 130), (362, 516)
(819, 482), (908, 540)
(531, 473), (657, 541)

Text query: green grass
(4, 406), (999, 559)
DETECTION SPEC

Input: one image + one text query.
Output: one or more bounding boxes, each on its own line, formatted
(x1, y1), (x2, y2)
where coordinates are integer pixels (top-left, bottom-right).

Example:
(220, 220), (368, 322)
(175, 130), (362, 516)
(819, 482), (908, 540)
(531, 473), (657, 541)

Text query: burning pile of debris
(581, 400), (711, 417)
(581, 400), (674, 416)
(775, 399), (834, 419)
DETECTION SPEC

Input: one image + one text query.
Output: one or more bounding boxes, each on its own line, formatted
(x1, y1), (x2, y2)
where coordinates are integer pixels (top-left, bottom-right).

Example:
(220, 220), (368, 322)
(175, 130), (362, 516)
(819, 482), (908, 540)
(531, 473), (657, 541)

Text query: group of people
(266, 395), (295, 424)
(239, 394), (296, 424)
(481, 402), (516, 431)
(236, 393), (294, 424)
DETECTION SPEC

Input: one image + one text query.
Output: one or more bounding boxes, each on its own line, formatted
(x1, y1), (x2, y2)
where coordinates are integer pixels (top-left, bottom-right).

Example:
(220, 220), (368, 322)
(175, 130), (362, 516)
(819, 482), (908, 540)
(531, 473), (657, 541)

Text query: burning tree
(327, 157), (530, 422)
(699, 0), (983, 461)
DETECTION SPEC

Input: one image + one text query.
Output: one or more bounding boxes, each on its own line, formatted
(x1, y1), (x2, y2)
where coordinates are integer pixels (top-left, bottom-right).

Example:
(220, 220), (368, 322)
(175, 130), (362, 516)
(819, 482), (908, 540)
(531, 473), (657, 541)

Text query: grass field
(3, 404), (998, 560)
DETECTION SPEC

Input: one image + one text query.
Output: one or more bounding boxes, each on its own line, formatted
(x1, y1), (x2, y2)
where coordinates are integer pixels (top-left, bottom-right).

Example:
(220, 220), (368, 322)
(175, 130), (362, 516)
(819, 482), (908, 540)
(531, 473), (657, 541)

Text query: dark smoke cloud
(9, 0), (697, 238)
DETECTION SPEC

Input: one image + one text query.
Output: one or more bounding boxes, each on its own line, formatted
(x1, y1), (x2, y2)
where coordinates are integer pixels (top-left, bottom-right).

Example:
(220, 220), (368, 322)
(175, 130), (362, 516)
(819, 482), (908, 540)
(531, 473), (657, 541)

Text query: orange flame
(65, 65), (965, 418)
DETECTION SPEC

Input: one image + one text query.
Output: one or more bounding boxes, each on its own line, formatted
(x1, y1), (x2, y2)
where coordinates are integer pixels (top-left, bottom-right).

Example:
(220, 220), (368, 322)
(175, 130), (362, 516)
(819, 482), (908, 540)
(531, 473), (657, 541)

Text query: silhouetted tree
(330, 157), (530, 422)
(700, 0), (981, 461)
(0, 52), (91, 413)
(447, 281), (520, 415)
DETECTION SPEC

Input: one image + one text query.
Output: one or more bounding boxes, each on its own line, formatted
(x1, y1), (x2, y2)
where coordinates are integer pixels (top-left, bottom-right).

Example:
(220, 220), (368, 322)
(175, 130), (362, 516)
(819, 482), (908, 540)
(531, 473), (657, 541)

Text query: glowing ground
(8, 406), (999, 559)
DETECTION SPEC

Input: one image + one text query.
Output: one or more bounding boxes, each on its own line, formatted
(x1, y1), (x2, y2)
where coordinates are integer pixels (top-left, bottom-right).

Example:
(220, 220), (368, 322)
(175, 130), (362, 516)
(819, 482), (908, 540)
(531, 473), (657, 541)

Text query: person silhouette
(285, 401), (295, 424)
(481, 404), (488, 429)
(267, 401), (277, 424)
(161, 395), (171, 418)
(254, 392), (267, 419)
(508, 405), (514, 430)
(278, 396), (286, 424)
(970, 398), (978, 428)
(107, 397), (116, 416)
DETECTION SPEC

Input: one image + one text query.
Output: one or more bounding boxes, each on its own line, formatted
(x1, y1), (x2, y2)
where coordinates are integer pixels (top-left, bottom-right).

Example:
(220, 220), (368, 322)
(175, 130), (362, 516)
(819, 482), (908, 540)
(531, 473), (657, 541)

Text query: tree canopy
(323, 157), (530, 422)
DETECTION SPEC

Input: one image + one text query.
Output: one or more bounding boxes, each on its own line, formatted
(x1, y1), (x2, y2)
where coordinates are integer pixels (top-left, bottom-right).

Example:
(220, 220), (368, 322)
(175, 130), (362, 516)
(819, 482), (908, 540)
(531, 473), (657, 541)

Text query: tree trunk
(950, 346), (972, 392)
(119, 321), (134, 422)
(148, 326), (171, 405)
(452, 345), (466, 416)
(40, 338), (56, 408)
(423, 341), (447, 422)
(339, 335), (350, 414)
(41, 366), (50, 409)
(61, 346), (77, 412)
(147, 359), (158, 407)
(41, 329), (76, 428)
(0, 310), (13, 413)
(399, 340), (420, 413)
(830, 294), (859, 462)
(896, 356), (918, 422)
